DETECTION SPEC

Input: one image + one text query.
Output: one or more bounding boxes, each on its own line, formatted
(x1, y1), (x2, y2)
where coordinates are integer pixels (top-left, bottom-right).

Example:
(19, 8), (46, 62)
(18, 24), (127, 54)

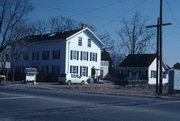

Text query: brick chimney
(82, 24), (87, 29)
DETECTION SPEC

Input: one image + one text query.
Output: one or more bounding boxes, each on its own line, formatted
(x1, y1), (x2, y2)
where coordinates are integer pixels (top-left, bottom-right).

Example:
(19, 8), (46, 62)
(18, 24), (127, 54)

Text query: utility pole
(146, 0), (171, 94)
(159, 0), (163, 94)
(156, 18), (160, 94)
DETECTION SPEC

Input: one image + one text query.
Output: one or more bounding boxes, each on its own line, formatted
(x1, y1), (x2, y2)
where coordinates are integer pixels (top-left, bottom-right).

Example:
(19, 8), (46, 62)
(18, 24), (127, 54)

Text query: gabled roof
(119, 54), (156, 67)
(22, 29), (82, 42)
(19, 27), (104, 46)
(66, 27), (104, 46)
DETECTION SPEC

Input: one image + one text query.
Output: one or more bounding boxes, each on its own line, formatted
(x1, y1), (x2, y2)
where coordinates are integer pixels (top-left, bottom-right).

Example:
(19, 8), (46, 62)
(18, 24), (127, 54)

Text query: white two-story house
(11, 26), (104, 81)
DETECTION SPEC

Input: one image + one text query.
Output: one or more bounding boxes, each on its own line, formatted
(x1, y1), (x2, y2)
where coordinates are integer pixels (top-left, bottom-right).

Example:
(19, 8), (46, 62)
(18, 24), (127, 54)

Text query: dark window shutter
(52, 65), (54, 73)
(76, 66), (78, 74)
(87, 52), (88, 61)
(86, 67), (88, 77)
(59, 50), (60, 59)
(95, 53), (97, 62)
(81, 51), (82, 60)
(47, 66), (49, 74)
(90, 52), (92, 61)
(80, 66), (82, 76)
(70, 66), (72, 73)
(48, 51), (49, 60)
(53, 50), (54, 59)
(70, 50), (72, 60)
(77, 51), (79, 60)
(32, 53), (34, 60)
(37, 52), (39, 60)
(58, 65), (60, 74)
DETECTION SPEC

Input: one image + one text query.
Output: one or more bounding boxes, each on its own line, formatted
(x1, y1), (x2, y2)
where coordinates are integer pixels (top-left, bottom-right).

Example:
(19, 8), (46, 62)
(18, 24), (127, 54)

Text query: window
(80, 66), (88, 77)
(52, 65), (60, 74)
(70, 50), (79, 60)
(23, 52), (29, 61)
(32, 52), (39, 60)
(81, 51), (88, 61)
(53, 50), (60, 60)
(42, 51), (49, 60)
(88, 38), (91, 47)
(42, 65), (49, 74)
(163, 72), (167, 79)
(70, 66), (78, 74)
(151, 70), (156, 78)
(90, 52), (97, 62)
(101, 61), (109, 66)
(78, 37), (82, 46)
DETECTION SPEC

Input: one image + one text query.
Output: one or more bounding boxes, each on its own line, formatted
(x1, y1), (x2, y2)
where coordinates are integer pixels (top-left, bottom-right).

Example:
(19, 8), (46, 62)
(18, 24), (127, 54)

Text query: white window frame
(88, 38), (91, 47)
(90, 52), (97, 61)
(80, 66), (88, 77)
(151, 70), (156, 78)
(78, 37), (82, 46)
(81, 51), (88, 60)
(71, 50), (79, 60)
(70, 66), (78, 74)
(72, 51), (77, 60)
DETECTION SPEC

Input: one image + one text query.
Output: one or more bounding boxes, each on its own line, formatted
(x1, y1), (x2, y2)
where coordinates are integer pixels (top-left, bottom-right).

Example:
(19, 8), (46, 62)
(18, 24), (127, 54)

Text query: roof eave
(66, 27), (105, 46)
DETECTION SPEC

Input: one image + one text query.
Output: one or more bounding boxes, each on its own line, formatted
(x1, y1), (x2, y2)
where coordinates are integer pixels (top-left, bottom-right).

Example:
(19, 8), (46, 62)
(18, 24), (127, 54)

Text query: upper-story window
(78, 37), (82, 46)
(88, 38), (91, 47)
(53, 50), (60, 60)
(70, 50), (79, 60)
(42, 51), (49, 60)
(32, 52), (39, 60)
(81, 51), (88, 61)
(90, 52), (97, 62)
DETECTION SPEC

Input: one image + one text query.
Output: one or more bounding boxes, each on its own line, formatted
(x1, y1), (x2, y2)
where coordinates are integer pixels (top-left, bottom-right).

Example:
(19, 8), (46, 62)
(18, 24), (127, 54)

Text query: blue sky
(29, 0), (180, 67)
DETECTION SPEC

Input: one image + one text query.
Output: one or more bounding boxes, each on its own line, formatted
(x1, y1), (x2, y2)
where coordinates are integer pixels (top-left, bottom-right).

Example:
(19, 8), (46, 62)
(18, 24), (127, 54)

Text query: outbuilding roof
(119, 54), (156, 67)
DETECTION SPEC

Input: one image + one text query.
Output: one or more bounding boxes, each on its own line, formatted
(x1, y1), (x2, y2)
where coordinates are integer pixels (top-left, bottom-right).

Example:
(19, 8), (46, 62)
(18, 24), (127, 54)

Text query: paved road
(0, 86), (180, 121)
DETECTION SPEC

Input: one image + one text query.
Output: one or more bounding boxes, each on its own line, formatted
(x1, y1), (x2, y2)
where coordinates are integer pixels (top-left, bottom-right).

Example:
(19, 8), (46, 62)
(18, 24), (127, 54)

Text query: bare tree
(30, 20), (48, 35)
(117, 12), (155, 55)
(0, 0), (33, 53)
(49, 16), (80, 33)
(99, 32), (114, 52)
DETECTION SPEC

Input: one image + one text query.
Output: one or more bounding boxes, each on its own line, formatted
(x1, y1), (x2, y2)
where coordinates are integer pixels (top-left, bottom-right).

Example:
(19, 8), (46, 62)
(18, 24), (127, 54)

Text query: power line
(66, 0), (127, 20)
(33, 0), (147, 29)
(82, 0), (127, 14)
(166, 0), (180, 29)
(98, 0), (148, 29)
(33, 2), (127, 22)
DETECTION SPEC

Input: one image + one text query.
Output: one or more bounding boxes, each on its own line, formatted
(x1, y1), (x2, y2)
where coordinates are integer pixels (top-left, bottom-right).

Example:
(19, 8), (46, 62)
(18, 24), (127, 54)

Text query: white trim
(66, 27), (104, 46)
